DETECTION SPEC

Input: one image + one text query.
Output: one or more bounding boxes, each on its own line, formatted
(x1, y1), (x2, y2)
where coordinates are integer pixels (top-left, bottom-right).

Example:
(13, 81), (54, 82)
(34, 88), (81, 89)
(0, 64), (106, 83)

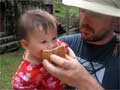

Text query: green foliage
(54, 0), (79, 18)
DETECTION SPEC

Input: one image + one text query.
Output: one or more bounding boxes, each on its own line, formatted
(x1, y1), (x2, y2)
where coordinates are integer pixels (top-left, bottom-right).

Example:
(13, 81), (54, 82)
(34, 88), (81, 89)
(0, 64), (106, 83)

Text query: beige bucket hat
(62, 0), (120, 17)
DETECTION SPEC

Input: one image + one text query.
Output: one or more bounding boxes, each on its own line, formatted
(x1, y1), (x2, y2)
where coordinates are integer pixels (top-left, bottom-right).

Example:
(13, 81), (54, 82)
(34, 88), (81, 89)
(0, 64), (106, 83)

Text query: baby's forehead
(28, 28), (57, 39)
(29, 26), (57, 36)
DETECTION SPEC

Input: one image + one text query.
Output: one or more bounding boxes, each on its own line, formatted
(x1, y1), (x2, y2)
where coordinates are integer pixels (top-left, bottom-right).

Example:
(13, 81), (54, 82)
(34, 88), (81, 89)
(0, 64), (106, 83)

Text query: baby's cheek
(36, 50), (43, 60)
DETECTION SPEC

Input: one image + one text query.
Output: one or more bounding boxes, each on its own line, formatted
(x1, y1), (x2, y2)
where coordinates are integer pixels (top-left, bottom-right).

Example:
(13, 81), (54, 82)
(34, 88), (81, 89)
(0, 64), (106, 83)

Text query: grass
(0, 49), (24, 90)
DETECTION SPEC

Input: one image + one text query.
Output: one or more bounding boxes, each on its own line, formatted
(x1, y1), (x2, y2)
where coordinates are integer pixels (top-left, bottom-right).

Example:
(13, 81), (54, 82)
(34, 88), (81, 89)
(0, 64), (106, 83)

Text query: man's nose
(80, 14), (89, 24)
(80, 13), (88, 22)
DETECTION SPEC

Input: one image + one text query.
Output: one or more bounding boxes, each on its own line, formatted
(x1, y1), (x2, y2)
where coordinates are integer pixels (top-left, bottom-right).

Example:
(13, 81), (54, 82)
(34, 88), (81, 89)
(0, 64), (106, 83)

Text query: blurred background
(0, 0), (119, 89)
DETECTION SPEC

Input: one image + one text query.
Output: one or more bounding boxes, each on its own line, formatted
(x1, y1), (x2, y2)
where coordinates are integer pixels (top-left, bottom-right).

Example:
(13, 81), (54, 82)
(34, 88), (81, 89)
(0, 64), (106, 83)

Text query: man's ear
(20, 39), (29, 49)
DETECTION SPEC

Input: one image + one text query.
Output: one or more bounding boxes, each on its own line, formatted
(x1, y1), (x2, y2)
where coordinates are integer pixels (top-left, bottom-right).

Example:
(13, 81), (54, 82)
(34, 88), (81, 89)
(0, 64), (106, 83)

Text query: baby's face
(26, 28), (58, 61)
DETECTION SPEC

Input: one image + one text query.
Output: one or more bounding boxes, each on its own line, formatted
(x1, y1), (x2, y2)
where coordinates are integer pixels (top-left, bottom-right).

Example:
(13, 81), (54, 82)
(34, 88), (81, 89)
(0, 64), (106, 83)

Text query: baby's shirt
(12, 40), (68, 90)
(12, 59), (63, 90)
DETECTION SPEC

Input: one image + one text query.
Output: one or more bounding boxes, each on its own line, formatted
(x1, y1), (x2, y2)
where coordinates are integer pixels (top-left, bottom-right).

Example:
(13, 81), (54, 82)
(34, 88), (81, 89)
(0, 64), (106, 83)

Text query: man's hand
(42, 54), (103, 90)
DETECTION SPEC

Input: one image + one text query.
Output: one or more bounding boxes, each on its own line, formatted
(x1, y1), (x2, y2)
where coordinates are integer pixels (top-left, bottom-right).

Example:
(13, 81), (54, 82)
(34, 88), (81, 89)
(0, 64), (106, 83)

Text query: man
(42, 0), (120, 89)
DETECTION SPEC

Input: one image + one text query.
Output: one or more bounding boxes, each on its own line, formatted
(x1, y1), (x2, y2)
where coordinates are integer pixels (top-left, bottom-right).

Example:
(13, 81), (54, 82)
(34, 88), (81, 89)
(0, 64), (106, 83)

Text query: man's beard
(80, 24), (112, 42)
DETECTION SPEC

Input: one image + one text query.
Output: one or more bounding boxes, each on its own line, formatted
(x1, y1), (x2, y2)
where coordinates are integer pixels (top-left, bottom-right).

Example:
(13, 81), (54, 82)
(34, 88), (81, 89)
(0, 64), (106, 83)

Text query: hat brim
(62, 0), (120, 17)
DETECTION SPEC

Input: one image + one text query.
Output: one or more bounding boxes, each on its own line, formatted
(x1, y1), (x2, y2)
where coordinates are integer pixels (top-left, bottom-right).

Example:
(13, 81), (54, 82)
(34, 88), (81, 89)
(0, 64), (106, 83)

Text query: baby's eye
(41, 40), (47, 44)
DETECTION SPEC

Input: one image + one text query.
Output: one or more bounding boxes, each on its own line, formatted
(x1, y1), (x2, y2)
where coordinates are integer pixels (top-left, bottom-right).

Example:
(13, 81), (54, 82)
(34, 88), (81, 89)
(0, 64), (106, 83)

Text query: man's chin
(81, 36), (95, 42)
(81, 35), (91, 41)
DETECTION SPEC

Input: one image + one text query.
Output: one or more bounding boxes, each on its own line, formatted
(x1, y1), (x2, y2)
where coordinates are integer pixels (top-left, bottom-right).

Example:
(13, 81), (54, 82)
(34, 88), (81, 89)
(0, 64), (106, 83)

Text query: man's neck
(87, 32), (115, 45)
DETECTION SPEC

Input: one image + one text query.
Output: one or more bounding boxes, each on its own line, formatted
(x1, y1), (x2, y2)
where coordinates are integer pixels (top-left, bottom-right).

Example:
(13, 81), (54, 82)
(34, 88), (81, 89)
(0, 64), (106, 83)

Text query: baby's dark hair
(17, 9), (57, 40)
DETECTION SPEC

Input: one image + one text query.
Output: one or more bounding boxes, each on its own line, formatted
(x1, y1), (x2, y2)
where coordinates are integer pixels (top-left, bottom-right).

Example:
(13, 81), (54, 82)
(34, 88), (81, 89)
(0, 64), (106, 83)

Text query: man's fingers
(50, 54), (67, 67)
(65, 54), (78, 62)
(68, 47), (76, 58)
(50, 54), (73, 69)
(42, 59), (58, 74)
(42, 59), (64, 78)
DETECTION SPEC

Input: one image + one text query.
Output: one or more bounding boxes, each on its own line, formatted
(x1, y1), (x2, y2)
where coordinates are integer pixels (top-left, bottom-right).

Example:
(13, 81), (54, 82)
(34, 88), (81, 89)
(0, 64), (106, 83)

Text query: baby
(12, 9), (75, 90)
